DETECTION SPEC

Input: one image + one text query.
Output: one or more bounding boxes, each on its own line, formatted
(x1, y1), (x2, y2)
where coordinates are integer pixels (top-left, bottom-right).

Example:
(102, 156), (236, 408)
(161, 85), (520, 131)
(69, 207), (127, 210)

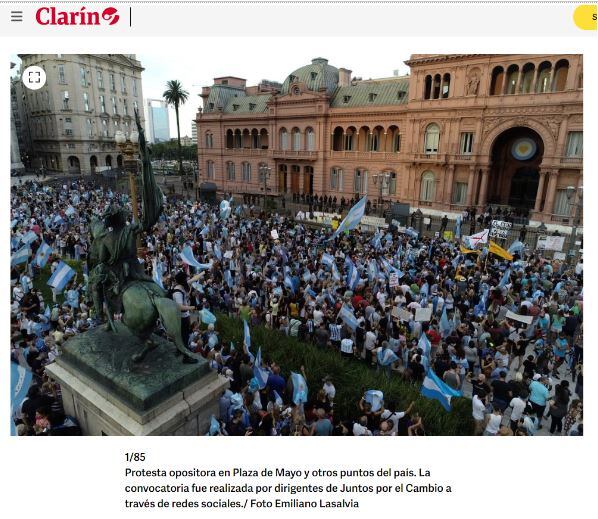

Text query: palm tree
(162, 80), (189, 192)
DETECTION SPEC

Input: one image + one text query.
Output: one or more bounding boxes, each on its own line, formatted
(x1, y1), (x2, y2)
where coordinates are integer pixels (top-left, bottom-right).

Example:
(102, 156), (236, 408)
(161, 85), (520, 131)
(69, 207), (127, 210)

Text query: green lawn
(216, 315), (473, 436)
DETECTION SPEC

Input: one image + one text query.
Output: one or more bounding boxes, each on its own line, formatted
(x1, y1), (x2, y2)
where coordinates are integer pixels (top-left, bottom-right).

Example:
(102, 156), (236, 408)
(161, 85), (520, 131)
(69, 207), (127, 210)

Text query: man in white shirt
(472, 392), (487, 435)
(381, 401), (414, 434)
(508, 393), (527, 433)
(483, 406), (503, 436)
(340, 337), (354, 358)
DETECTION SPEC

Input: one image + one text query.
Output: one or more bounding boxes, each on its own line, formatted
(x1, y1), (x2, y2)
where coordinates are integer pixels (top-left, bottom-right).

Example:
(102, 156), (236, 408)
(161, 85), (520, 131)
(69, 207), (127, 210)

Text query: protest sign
(505, 310), (533, 325)
(415, 307), (432, 322)
(489, 220), (512, 240)
(389, 273), (399, 287)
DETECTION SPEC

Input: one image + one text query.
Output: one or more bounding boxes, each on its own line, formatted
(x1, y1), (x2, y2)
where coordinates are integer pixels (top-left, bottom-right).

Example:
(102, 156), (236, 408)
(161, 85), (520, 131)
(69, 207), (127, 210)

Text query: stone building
(17, 54), (144, 175)
(196, 54), (583, 225)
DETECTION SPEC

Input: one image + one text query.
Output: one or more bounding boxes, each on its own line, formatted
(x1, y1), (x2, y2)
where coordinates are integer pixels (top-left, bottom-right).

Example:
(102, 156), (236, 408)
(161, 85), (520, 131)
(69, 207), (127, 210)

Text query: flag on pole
(243, 320), (251, 350)
(439, 306), (452, 339)
(329, 196), (367, 240)
(253, 347), (269, 389)
(10, 363), (33, 436)
(34, 242), (52, 268)
(11, 246), (31, 266)
(498, 268), (512, 288)
(508, 240), (525, 256)
(152, 258), (164, 289)
(364, 389), (384, 412)
(180, 246), (213, 269)
(463, 229), (489, 248)
(47, 261), (76, 292)
(339, 304), (359, 331)
(346, 260), (360, 290)
(420, 368), (462, 411)
(488, 241), (514, 261)
(291, 371), (308, 405)
(418, 332), (431, 357)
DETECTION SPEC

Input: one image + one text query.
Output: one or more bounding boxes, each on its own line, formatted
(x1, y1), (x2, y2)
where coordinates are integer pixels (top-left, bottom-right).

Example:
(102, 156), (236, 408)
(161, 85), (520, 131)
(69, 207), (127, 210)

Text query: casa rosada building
(196, 54), (583, 225)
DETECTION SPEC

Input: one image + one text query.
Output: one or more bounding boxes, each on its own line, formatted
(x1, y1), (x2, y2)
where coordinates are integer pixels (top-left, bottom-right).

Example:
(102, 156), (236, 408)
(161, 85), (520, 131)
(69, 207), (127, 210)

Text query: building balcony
(272, 149), (317, 160)
(225, 147), (270, 156)
(413, 153), (448, 163)
(329, 150), (401, 161)
(560, 156), (582, 166)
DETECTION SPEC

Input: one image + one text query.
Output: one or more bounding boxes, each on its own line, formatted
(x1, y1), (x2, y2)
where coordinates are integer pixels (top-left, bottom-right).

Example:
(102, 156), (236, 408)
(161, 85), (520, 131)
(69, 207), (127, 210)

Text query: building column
(406, 165), (414, 200)
(444, 165), (455, 205)
(415, 171), (422, 203)
(543, 170), (559, 215)
(466, 166), (476, 206)
(533, 169), (548, 212)
(477, 167), (490, 207)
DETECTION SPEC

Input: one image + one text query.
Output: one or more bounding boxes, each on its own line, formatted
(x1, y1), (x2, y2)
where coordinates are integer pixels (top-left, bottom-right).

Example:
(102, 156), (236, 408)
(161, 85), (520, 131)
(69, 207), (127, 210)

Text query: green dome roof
(281, 58), (339, 95)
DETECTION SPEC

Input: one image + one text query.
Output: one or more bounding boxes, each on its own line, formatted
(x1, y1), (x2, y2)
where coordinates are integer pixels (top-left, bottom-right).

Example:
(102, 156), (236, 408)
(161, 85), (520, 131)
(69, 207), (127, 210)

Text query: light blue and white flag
(152, 258), (164, 289)
(65, 205), (76, 217)
(243, 320), (251, 350)
(200, 308), (217, 325)
(213, 242), (222, 260)
(329, 196), (367, 240)
(11, 246), (31, 266)
(474, 288), (488, 317)
(420, 368), (462, 412)
(34, 242), (52, 268)
(47, 261), (75, 292)
(284, 274), (295, 294)
(10, 218), (18, 229)
(368, 259), (379, 282)
(508, 240), (525, 256)
(53, 215), (65, 226)
(10, 363), (33, 436)
(439, 307), (452, 339)
(253, 347), (269, 390)
(364, 389), (384, 412)
(455, 216), (462, 239)
(200, 224), (210, 236)
(339, 304), (359, 331)
(378, 348), (399, 366)
(219, 200), (231, 220)
(291, 371), (308, 405)
(20, 230), (38, 245)
(346, 260), (360, 290)
(418, 332), (432, 357)
(224, 269), (233, 288)
(331, 263), (341, 282)
(180, 245), (212, 270)
(321, 253), (335, 269)
(498, 268), (511, 289)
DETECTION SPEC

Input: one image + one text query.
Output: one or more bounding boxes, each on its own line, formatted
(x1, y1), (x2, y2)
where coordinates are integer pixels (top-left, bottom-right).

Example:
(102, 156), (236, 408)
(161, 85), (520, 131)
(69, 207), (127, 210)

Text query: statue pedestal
(45, 325), (228, 436)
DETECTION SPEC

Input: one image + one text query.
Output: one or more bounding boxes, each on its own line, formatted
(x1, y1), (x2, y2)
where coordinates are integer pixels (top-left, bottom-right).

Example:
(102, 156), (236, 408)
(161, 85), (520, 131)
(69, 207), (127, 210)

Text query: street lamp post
(565, 185), (583, 264)
(115, 129), (141, 249)
(259, 164), (272, 211)
(373, 172), (391, 216)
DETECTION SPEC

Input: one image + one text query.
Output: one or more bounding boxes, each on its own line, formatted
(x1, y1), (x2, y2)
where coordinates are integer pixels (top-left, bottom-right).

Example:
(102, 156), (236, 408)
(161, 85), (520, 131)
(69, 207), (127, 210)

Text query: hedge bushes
(216, 315), (474, 436)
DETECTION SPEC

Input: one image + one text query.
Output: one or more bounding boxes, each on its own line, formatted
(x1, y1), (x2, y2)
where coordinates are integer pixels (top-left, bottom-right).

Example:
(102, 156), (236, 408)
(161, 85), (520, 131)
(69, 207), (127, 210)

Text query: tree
(162, 80), (189, 192)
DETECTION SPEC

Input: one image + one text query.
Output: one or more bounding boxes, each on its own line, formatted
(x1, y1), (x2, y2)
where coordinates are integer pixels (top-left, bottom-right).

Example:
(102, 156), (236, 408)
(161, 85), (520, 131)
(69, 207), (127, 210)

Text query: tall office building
(16, 54), (145, 175)
(145, 99), (170, 143)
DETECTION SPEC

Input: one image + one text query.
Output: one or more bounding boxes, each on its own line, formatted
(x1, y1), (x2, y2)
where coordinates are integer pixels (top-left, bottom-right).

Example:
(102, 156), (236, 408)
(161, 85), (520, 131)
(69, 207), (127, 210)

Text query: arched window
(505, 65), (519, 94)
(344, 127), (356, 151)
(226, 161), (235, 180)
(520, 63), (535, 94)
(251, 129), (259, 149)
(225, 129), (233, 149)
(279, 128), (288, 150)
(206, 160), (214, 179)
(242, 162), (251, 182)
(234, 129), (242, 148)
(260, 129), (269, 149)
(490, 66), (504, 95)
(553, 59), (569, 92)
(424, 75), (432, 100)
(442, 73), (451, 98)
(433, 74), (441, 99)
(292, 128), (301, 151)
(205, 131), (213, 148)
(424, 123), (440, 154)
(536, 61), (552, 93)
(306, 128), (315, 151)
(330, 167), (343, 191)
(420, 171), (436, 201)
(368, 127), (383, 152)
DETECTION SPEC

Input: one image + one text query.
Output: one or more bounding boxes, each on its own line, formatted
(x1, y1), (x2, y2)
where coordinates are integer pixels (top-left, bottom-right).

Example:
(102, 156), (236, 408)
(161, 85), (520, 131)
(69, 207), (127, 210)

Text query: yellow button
(573, 4), (597, 30)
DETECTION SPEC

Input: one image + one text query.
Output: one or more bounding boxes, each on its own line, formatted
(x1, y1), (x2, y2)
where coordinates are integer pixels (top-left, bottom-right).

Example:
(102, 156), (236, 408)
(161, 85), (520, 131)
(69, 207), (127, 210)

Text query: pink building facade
(196, 54), (583, 225)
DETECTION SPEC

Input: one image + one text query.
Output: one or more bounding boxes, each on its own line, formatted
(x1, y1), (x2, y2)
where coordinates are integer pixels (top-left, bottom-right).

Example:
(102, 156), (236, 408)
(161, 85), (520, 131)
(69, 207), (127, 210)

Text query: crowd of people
(10, 178), (583, 436)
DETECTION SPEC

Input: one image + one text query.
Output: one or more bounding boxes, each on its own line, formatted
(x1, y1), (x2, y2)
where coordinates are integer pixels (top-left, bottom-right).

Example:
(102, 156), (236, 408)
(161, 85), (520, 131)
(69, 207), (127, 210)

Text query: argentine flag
(180, 245), (212, 270)
(321, 253), (335, 269)
(338, 304), (359, 331)
(418, 332), (432, 357)
(346, 261), (360, 290)
(47, 261), (76, 292)
(329, 196), (367, 240)
(331, 262), (341, 282)
(439, 307), (452, 339)
(498, 268), (511, 289)
(11, 363), (33, 436)
(35, 242), (52, 268)
(243, 320), (251, 350)
(364, 389), (384, 412)
(152, 258), (164, 289)
(378, 348), (399, 367)
(200, 308), (217, 325)
(420, 368), (462, 411)
(65, 205), (76, 217)
(508, 240), (525, 256)
(11, 246), (31, 266)
(291, 371), (308, 405)
(455, 215), (462, 239)
(20, 230), (38, 246)
(253, 348), (269, 390)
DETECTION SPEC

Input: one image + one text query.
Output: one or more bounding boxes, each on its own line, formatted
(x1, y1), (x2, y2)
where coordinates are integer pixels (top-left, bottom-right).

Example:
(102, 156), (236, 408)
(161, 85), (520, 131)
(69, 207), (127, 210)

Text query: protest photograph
(10, 52), (583, 437)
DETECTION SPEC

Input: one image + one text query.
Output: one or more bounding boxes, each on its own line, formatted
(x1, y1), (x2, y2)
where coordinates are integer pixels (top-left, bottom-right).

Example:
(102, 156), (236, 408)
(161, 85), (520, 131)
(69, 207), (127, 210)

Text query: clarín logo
(36, 7), (120, 26)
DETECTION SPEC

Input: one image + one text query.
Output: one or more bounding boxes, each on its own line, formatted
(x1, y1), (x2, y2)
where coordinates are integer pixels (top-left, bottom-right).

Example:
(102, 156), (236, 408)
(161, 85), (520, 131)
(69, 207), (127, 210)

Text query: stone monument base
(45, 324), (229, 436)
